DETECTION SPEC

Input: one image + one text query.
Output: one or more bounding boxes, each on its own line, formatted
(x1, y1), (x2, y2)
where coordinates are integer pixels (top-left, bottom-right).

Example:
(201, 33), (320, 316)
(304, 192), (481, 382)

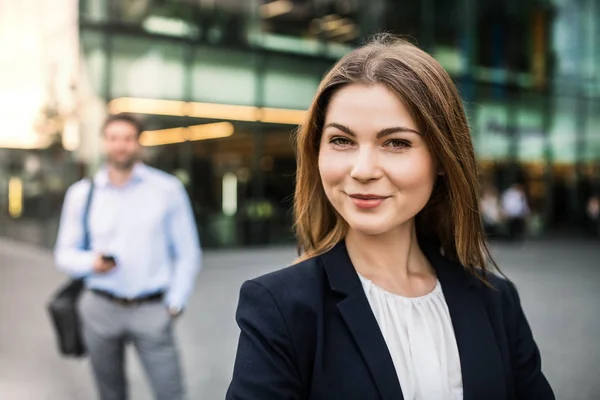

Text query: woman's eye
(385, 139), (410, 149)
(330, 137), (353, 147)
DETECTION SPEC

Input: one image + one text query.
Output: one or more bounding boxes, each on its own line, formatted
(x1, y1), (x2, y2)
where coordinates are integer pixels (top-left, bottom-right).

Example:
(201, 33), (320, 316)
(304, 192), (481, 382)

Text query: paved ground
(0, 237), (598, 399)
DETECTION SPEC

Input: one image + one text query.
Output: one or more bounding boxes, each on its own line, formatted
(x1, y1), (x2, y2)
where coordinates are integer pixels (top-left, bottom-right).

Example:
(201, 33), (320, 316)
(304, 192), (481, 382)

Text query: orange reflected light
(108, 97), (307, 126)
(8, 177), (23, 218)
(187, 102), (259, 122)
(260, 107), (307, 125)
(140, 122), (234, 147)
(188, 121), (235, 141)
(260, 0), (293, 19)
(140, 127), (187, 146)
(108, 97), (187, 116)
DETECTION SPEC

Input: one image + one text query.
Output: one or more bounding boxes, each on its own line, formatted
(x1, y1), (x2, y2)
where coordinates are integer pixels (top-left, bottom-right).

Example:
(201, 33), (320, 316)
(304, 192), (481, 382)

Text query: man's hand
(167, 307), (182, 318)
(93, 254), (116, 274)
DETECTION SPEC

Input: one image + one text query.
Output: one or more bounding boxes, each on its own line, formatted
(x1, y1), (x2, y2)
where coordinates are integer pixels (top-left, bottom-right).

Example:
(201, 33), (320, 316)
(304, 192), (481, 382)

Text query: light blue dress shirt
(54, 163), (202, 311)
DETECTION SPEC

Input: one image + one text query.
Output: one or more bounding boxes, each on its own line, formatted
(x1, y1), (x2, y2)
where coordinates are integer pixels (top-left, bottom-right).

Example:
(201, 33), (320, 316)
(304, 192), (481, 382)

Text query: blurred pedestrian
(54, 113), (201, 400)
(501, 183), (530, 242)
(480, 184), (504, 238)
(226, 35), (554, 399)
(586, 194), (600, 237)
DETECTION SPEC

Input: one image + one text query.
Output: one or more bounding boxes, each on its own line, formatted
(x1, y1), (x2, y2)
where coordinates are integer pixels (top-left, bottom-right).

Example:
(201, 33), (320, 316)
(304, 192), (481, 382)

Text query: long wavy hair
(293, 35), (497, 279)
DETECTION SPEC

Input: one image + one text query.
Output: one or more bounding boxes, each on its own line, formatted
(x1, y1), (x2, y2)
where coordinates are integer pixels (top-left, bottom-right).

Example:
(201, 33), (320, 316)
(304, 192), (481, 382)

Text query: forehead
(324, 84), (417, 130)
(104, 120), (139, 136)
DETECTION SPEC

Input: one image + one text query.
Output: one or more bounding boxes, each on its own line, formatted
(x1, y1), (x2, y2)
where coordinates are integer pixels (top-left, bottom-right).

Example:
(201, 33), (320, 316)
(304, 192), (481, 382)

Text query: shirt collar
(94, 162), (147, 188)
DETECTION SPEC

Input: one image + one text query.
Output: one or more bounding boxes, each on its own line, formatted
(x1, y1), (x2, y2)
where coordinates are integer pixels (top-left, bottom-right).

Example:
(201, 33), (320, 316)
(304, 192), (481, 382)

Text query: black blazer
(226, 241), (554, 400)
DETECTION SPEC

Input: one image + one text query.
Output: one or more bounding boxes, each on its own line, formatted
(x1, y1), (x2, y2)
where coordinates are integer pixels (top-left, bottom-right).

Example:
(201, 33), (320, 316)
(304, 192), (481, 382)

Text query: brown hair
(103, 113), (144, 138)
(294, 34), (497, 279)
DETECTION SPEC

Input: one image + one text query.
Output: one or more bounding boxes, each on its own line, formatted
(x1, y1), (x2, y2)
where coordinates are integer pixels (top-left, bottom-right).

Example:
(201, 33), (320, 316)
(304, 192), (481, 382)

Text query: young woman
(226, 35), (554, 400)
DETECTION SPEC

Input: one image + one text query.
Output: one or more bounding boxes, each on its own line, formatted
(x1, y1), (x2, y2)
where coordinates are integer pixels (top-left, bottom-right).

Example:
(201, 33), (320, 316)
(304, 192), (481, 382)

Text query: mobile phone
(101, 255), (116, 264)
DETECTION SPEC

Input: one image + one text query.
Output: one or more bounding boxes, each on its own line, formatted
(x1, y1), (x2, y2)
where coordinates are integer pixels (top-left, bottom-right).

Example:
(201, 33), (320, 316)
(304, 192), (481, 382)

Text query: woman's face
(318, 83), (437, 237)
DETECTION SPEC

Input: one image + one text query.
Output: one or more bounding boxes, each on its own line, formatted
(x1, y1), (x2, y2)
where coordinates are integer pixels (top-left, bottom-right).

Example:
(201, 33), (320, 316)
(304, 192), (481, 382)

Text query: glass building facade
(2, 0), (599, 247)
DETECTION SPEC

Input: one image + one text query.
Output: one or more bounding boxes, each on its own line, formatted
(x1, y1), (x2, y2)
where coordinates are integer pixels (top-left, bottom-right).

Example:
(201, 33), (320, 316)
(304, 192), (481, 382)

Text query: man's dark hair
(102, 113), (144, 138)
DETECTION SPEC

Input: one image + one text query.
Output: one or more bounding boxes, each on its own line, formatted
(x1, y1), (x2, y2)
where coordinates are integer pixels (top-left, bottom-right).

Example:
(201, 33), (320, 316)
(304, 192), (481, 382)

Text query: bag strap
(82, 179), (95, 251)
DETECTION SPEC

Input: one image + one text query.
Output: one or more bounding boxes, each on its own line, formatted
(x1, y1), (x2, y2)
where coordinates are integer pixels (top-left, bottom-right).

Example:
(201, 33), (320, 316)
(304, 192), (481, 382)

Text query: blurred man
(480, 184), (504, 239)
(54, 113), (201, 400)
(586, 194), (599, 237)
(501, 183), (530, 242)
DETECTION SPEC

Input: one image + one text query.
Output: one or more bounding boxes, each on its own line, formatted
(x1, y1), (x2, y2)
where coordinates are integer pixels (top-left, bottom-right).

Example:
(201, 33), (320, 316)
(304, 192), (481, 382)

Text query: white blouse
(358, 274), (463, 400)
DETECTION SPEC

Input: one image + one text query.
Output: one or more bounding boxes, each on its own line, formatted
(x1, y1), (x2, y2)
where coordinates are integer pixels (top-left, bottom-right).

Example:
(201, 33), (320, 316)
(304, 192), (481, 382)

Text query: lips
(348, 193), (389, 209)
(349, 194), (387, 200)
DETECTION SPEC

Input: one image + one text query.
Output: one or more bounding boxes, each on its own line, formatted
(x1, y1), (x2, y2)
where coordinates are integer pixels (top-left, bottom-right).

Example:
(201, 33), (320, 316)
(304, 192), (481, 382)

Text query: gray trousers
(78, 290), (185, 400)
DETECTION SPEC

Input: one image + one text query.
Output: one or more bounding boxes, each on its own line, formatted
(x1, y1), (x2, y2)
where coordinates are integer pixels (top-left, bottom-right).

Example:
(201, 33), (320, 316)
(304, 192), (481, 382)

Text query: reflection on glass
(8, 177), (23, 219)
(222, 172), (238, 217)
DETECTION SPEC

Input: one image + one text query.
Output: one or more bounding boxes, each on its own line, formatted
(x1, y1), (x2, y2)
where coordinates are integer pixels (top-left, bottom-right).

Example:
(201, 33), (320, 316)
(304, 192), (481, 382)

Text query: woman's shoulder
(433, 248), (518, 304)
(244, 256), (327, 306)
(469, 268), (522, 313)
(236, 257), (325, 346)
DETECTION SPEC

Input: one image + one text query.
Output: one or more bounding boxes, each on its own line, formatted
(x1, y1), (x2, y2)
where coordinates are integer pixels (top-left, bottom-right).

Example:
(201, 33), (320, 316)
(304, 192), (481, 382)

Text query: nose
(350, 146), (382, 182)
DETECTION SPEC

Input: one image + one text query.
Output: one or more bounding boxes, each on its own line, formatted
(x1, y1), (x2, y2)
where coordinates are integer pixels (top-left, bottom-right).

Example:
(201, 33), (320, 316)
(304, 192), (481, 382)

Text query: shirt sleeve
(164, 181), (202, 311)
(54, 182), (96, 277)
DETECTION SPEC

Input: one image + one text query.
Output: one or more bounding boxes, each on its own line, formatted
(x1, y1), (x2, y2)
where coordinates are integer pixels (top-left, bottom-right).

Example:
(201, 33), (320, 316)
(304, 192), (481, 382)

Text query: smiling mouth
(347, 194), (389, 209)
(349, 194), (387, 200)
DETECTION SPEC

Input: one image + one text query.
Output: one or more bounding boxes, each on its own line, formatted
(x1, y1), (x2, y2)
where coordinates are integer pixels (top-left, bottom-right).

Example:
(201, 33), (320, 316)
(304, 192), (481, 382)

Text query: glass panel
(517, 93), (545, 163)
(584, 98), (600, 163)
(84, 0), (253, 43)
(550, 96), (577, 163)
(192, 47), (257, 105)
(380, 2), (421, 43)
(80, 0), (109, 22)
(144, 121), (257, 247)
(200, 125), (256, 247)
(107, 0), (195, 25)
(475, 1), (532, 73)
(259, 128), (296, 244)
(474, 101), (511, 161)
(111, 36), (185, 99)
(80, 30), (107, 97)
(263, 54), (320, 109)
(257, 0), (362, 45)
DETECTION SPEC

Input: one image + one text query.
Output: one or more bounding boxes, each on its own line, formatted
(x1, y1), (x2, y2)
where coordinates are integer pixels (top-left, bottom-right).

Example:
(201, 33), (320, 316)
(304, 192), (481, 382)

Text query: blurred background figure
(54, 113), (201, 400)
(480, 184), (504, 239)
(586, 194), (600, 237)
(501, 183), (530, 242)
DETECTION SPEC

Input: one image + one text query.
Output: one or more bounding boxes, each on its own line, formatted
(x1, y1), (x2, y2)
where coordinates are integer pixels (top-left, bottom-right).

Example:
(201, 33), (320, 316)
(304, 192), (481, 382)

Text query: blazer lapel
(422, 245), (507, 400)
(320, 242), (404, 400)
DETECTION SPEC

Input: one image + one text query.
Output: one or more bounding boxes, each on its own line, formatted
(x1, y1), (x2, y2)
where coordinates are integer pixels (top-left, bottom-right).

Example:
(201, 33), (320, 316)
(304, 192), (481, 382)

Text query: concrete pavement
(0, 237), (598, 399)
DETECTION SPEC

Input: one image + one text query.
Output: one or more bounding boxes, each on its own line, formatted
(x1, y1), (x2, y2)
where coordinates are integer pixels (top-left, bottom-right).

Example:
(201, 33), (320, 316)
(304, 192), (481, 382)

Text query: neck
(108, 164), (135, 187)
(345, 220), (435, 293)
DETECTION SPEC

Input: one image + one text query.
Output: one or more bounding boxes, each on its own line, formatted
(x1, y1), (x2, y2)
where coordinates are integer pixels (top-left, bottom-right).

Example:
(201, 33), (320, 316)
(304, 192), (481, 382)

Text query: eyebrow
(323, 122), (420, 138)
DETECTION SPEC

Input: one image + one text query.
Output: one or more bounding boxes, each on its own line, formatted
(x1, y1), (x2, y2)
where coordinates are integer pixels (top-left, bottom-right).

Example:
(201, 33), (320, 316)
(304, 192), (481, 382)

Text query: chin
(345, 218), (396, 237)
(344, 212), (414, 238)
(350, 226), (390, 237)
(112, 160), (136, 170)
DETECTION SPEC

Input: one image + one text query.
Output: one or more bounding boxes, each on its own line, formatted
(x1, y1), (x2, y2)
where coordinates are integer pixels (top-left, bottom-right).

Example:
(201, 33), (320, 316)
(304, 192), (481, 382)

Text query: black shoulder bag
(47, 179), (95, 357)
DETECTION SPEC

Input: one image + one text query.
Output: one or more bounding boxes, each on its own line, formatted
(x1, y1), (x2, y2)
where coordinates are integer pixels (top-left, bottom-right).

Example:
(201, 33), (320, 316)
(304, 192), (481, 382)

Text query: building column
(458, 0), (477, 145)
(180, 41), (195, 191)
(251, 52), (266, 201)
(420, 0), (435, 53)
(358, 0), (386, 39)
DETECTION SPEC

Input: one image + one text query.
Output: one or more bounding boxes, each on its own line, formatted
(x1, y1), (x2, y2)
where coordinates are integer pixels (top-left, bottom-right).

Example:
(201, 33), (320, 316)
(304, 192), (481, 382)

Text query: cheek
(387, 152), (436, 191)
(105, 142), (118, 153)
(318, 149), (345, 186)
